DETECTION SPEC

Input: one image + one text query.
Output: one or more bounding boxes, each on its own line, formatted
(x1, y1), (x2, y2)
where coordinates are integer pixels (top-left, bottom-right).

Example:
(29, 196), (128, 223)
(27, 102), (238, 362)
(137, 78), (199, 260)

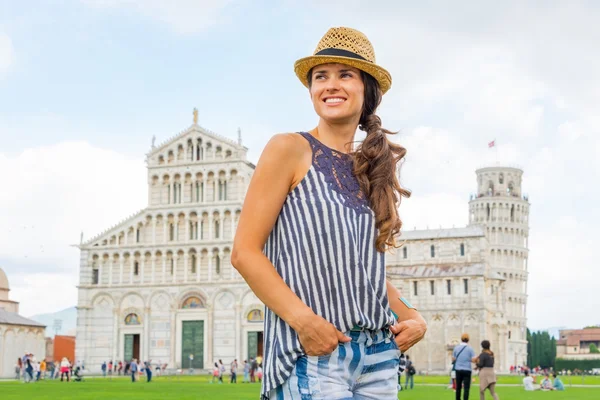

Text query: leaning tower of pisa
(468, 166), (530, 368)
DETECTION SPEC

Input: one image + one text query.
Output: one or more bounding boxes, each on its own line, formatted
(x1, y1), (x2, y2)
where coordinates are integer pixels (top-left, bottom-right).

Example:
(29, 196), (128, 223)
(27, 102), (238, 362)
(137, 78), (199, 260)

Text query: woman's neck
(312, 120), (358, 154)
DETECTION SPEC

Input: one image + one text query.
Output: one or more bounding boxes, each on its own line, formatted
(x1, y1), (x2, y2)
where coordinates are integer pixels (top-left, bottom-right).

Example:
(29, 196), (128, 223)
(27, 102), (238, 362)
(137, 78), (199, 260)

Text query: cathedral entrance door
(181, 321), (204, 369)
(124, 334), (140, 361)
(247, 331), (264, 360)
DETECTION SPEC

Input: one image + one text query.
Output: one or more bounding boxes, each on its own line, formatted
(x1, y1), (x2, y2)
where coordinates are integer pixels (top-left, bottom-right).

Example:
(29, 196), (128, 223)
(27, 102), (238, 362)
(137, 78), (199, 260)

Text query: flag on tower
(488, 140), (496, 148)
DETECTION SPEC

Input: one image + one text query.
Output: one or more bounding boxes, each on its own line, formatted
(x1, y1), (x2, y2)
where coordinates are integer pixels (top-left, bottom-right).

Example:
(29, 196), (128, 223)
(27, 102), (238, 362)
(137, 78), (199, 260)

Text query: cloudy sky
(0, 1), (598, 331)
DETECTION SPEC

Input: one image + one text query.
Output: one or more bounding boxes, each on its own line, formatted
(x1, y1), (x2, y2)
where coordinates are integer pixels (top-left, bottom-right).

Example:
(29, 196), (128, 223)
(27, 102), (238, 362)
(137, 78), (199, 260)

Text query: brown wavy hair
(308, 70), (411, 252)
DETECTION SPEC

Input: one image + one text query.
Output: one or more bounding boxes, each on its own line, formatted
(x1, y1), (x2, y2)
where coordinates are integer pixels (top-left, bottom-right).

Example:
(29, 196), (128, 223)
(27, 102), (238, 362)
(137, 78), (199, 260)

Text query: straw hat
(294, 27), (392, 94)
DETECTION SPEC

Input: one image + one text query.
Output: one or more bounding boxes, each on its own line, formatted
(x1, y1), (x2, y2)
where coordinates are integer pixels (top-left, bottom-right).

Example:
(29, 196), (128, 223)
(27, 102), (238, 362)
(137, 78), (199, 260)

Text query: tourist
(101, 361), (107, 377)
(144, 360), (152, 382)
(475, 340), (499, 400)
(523, 370), (536, 391)
(243, 360), (250, 383)
(211, 362), (220, 384)
(40, 359), (46, 380)
(25, 357), (34, 383)
(230, 359), (238, 383)
(108, 360), (113, 377)
(552, 373), (565, 391)
(540, 374), (553, 391)
(232, 26), (426, 399)
(15, 358), (22, 380)
(118, 360), (123, 375)
(405, 355), (415, 389)
(453, 333), (476, 400)
(130, 359), (138, 382)
(257, 365), (263, 383)
(60, 357), (70, 382)
(34, 361), (41, 381)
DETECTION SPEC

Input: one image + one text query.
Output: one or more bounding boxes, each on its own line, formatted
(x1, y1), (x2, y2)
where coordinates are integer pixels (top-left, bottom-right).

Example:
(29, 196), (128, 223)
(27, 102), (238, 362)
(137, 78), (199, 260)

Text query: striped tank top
(261, 131), (396, 398)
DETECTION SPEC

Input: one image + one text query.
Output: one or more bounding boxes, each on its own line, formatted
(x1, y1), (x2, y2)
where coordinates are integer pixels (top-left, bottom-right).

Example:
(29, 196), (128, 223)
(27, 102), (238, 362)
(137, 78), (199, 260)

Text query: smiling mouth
(324, 98), (346, 104)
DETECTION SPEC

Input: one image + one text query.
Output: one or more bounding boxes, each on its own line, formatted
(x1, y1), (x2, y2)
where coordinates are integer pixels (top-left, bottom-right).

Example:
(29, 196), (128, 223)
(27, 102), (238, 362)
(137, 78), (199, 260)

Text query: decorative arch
(124, 313), (141, 325)
(247, 308), (264, 322)
(181, 296), (206, 309)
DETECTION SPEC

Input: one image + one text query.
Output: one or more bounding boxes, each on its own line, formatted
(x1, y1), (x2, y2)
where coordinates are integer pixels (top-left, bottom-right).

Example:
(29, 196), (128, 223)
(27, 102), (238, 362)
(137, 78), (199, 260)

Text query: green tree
(590, 344), (600, 354)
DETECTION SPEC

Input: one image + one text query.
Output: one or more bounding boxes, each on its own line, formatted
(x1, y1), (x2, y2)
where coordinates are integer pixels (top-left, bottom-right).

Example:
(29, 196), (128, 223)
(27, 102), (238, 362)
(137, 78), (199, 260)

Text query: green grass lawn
(1, 375), (598, 399)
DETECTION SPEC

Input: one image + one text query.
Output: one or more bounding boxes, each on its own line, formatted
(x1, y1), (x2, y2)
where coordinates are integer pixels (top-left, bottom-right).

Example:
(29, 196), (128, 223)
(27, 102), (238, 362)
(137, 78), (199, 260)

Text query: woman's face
(309, 63), (364, 125)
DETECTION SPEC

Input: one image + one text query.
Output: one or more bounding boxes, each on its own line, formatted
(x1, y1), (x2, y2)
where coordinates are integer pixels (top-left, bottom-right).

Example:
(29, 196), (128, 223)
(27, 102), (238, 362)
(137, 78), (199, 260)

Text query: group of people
(450, 333), (499, 400)
(523, 370), (565, 391)
(101, 359), (156, 383)
(16, 355), (80, 382)
(211, 357), (263, 384)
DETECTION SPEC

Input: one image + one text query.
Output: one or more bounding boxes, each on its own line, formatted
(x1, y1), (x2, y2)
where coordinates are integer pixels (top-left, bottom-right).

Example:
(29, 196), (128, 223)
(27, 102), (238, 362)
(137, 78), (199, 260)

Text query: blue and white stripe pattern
(261, 132), (396, 398)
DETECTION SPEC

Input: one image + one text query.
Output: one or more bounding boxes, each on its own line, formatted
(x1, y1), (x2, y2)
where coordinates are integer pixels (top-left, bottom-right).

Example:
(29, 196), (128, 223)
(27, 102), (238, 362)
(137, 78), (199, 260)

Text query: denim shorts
(269, 328), (401, 399)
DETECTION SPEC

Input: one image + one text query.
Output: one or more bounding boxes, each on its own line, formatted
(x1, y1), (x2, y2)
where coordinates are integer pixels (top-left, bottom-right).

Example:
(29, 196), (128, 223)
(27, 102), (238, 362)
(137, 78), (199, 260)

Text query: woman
(15, 358), (22, 380)
(232, 27), (427, 399)
(60, 357), (70, 382)
(474, 340), (499, 400)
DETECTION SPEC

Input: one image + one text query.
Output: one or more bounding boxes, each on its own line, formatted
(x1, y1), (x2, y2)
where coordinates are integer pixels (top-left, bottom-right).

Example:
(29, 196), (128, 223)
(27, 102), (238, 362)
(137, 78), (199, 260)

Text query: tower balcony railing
(470, 192), (529, 201)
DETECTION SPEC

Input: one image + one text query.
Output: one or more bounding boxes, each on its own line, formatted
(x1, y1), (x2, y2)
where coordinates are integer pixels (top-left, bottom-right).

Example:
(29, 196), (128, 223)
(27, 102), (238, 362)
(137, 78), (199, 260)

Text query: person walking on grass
(453, 333), (476, 400)
(243, 360), (249, 383)
(130, 359), (138, 383)
(405, 355), (415, 389)
(474, 340), (499, 400)
(144, 360), (152, 382)
(230, 359), (238, 383)
(232, 26), (427, 399)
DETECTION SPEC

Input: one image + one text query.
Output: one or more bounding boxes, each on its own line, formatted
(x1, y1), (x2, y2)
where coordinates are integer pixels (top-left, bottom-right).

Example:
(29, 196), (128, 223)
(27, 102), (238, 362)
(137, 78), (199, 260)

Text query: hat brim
(294, 55), (392, 94)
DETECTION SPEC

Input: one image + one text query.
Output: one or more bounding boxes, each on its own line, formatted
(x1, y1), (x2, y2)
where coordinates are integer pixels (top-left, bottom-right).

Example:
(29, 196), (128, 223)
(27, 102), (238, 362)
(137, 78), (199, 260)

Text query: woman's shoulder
(264, 133), (311, 159)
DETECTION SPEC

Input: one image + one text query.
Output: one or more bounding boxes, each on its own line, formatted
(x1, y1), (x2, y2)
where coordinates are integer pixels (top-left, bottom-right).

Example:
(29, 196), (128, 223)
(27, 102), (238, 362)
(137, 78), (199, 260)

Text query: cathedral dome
(0, 267), (9, 290)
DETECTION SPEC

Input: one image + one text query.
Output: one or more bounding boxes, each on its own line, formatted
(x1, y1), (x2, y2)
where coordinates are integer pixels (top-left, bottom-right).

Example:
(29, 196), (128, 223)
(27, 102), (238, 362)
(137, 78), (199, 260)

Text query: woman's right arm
(232, 134), (350, 356)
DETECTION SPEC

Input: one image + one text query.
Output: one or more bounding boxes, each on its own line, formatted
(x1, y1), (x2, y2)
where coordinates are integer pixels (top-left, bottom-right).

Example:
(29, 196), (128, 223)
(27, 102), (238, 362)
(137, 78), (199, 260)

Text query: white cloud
(0, 141), (146, 314)
(81, 0), (239, 34)
(0, 32), (14, 78)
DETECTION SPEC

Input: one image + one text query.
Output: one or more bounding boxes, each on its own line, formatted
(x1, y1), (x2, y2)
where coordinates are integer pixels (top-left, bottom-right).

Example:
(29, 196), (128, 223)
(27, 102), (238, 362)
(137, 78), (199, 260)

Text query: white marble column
(183, 253), (189, 282)
(175, 220), (180, 242)
(185, 216), (190, 242)
(124, 229), (128, 246)
(143, 307), (150, 362)
(130, 257), (134, 283)
(230, 216), (236, 240)
(163, 220), (168, 244)
(169, 306), (177, 368)
(235, 303), (241, 362)
(196, 254), (201, 282)
(207, 305), (214, 366)
(207, 254), (213, 282)
(112, 308), (119, 363)
(141, 257), (145, 283)
(209, 215), (214, 240)
(108, 259), (113, 286)
(98, 260), (103, 285)
(151, 255), (156, 284)
(119, 257), (124, 285)
(152, 217), (156, 245)
(219, 217), (224, 240)
(172, 254), (177, 283)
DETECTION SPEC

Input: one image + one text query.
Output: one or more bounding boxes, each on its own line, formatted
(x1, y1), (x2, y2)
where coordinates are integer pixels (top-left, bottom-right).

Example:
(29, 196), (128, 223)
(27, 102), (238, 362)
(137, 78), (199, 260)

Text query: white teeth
(325, 98), (345, 103)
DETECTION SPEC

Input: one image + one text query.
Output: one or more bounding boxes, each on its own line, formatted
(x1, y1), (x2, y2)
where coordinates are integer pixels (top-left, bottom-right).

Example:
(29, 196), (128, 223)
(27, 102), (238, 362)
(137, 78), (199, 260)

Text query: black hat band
(315, 48), (369, 62)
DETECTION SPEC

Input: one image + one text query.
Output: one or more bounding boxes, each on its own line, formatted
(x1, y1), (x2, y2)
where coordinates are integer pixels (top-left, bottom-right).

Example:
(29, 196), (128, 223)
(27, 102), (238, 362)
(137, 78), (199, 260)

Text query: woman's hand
(390, 318), (427, 353)
(295, 313), (351, 356)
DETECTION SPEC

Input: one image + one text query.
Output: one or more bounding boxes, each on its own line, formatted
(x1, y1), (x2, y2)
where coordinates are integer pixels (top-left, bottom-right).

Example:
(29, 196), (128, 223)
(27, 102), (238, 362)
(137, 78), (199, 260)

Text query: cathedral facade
(76, 118), (529, 373)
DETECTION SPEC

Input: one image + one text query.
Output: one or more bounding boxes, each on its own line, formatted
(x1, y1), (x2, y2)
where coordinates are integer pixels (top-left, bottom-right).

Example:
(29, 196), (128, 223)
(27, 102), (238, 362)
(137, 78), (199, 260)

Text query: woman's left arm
(387, 279), (427, 352)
